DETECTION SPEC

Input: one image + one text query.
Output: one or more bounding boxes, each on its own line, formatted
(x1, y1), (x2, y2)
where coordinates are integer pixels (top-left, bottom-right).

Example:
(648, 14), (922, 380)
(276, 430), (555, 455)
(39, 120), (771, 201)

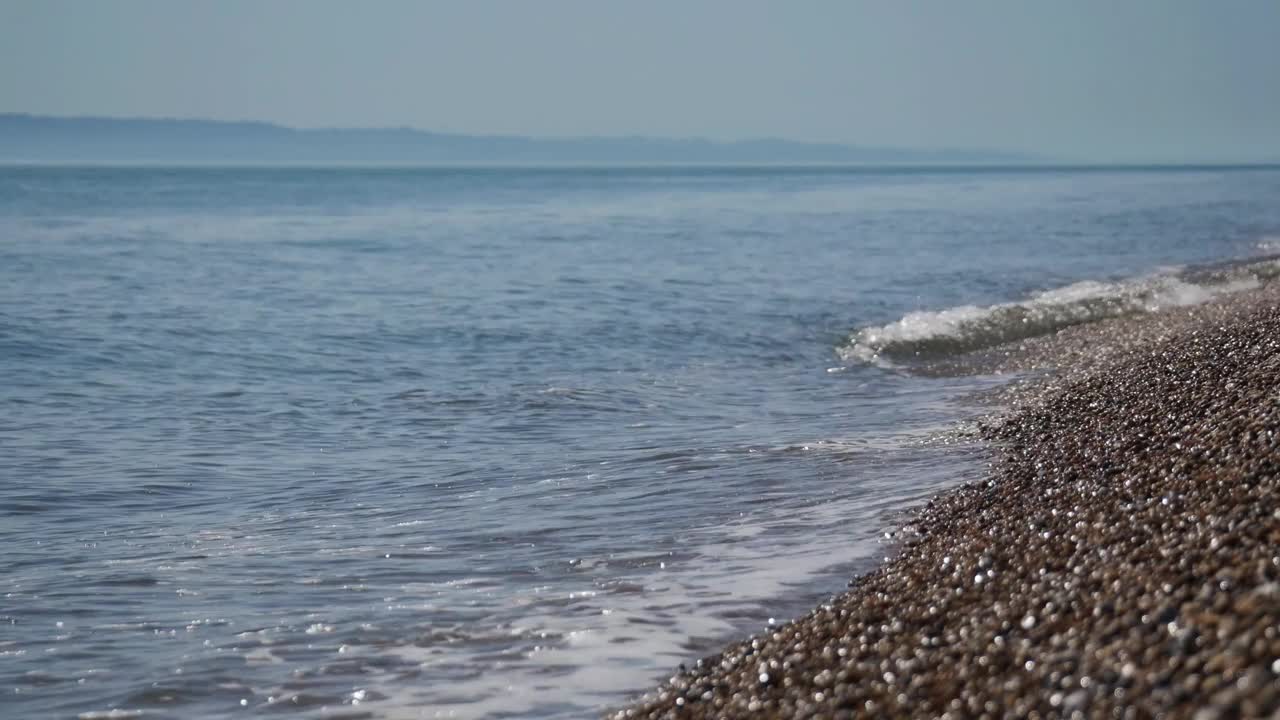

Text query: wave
(839, 255), (1280, 365)
(1257, 236), (1280, 253)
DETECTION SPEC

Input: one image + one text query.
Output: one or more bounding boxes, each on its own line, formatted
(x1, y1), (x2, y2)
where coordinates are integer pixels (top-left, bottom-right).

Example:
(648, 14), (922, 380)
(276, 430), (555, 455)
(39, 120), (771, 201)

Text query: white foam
(1257, 236), (1280, 252)
(840, 262), (1273, 365)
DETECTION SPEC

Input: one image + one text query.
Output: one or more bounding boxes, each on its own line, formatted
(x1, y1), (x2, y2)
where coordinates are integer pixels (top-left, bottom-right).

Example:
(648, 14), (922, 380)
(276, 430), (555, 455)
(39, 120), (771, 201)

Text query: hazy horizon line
(0, 111), (1035, 159)
(5, 112), (1280, 166)
(9, 161), (1280, 173)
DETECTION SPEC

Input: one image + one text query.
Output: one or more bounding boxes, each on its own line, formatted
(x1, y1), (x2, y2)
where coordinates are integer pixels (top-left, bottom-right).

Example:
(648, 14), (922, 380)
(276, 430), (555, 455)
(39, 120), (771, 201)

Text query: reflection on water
(4, 165), (1280, 718)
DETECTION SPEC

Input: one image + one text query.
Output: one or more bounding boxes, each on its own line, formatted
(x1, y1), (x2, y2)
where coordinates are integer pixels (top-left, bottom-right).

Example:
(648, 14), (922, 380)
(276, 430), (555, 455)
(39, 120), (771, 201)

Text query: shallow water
(4, 165), (1280, 718)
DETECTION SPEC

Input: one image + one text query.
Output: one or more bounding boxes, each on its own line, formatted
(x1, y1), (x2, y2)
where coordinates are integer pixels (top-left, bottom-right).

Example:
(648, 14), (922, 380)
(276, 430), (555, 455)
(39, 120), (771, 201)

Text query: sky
(2, 0), (1279, 162)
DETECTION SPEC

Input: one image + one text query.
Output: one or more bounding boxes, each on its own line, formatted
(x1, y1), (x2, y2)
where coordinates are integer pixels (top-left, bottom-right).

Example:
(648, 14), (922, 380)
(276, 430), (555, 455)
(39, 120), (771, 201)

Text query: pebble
(613, 283), (1280, 718)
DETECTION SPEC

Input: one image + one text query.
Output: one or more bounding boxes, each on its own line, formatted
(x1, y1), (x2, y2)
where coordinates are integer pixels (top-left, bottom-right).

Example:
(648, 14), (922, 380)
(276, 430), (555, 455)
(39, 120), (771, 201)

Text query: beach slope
(616, 286), (1280, 718)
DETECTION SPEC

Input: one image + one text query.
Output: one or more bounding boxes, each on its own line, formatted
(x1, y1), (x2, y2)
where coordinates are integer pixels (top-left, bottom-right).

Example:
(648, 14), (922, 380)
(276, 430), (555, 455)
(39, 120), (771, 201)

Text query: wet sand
(615, 284), (1280, 718)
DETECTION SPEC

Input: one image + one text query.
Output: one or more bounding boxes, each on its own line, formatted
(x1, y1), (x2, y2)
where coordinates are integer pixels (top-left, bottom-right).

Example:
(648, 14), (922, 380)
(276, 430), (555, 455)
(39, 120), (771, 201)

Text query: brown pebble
(613, 282), (1280, 719)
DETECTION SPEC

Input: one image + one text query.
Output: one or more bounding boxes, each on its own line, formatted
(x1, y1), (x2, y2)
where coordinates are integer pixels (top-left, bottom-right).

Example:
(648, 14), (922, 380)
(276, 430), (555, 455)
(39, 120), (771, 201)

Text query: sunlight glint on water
(3, 166), (1280, 718)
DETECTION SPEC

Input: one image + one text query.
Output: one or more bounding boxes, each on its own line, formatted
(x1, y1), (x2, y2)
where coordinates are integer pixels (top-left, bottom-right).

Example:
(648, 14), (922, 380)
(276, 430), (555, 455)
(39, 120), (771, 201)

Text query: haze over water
(4, 165), (1280, 718)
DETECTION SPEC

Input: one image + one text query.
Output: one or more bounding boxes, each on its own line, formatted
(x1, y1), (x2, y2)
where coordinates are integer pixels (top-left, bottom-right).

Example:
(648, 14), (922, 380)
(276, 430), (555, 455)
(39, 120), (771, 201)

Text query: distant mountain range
(0, 113), (1031, 165)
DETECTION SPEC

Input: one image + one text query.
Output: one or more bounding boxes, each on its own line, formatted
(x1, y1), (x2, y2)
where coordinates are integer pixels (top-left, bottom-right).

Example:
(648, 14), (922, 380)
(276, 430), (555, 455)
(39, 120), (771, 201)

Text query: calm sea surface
(4, 166), (1280, 718)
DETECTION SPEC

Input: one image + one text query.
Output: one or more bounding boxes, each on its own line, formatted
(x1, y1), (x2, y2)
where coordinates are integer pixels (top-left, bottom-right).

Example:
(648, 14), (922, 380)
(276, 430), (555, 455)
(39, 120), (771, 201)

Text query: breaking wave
(840, 256), (1280, 365)
(1256, 236), (1280, 253)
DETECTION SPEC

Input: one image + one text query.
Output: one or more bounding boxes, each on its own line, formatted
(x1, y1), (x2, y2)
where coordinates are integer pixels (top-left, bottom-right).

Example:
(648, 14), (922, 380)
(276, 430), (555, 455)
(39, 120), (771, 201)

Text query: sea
(4, 165), (1280, 719)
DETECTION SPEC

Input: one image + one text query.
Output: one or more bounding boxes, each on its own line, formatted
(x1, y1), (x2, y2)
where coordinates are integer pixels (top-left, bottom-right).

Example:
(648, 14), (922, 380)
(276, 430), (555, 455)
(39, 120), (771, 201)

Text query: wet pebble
(614, 284), (1280, 718)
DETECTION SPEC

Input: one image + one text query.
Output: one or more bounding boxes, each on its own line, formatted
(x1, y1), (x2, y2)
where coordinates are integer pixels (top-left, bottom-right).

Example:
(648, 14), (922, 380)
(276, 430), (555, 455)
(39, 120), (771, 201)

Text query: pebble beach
(10, 166), (1280, 718)
(617, 283), (1280, 718)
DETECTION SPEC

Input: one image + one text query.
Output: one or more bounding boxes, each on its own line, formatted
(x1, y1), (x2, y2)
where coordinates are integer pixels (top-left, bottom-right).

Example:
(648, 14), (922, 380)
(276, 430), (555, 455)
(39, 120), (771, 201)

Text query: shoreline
(616, 283), (1280, 718)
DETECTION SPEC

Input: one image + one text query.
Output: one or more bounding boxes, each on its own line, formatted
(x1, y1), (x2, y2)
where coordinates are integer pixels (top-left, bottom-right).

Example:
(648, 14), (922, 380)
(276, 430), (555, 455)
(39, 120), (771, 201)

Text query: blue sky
(2, 0), (1278, 161)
